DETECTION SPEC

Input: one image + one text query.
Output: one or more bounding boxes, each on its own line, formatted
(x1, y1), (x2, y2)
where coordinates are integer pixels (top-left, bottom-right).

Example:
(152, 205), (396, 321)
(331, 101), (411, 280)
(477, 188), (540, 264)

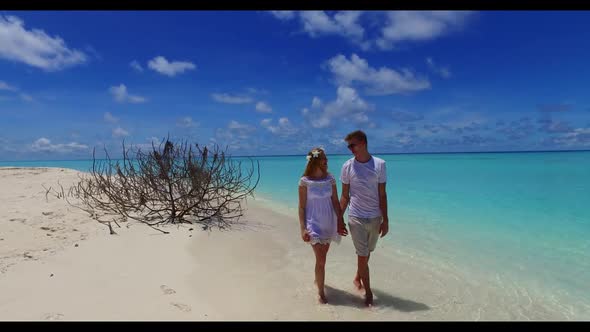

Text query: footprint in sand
(160, 285), (176, 295)
(170, 302), (191, 312)
(42, 212), (53, 216)
(43, 313), (64, 320)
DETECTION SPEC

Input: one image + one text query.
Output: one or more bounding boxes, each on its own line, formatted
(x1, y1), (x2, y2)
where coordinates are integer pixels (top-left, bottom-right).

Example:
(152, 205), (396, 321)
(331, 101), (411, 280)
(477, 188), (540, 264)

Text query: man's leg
(360, 217), (383, 306)
(354, 253), (369, 290)
(348, 216), (373, 306)
(357, 254), (373, 306)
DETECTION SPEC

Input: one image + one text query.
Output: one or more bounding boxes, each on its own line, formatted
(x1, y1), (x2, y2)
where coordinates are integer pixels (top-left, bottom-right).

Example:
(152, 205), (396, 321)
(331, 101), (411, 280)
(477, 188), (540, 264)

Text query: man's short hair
(345, 130), (367, 144)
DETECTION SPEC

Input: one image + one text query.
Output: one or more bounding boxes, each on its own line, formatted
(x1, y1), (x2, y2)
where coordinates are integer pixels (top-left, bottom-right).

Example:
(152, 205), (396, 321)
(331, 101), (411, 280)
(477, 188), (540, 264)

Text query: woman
(298, 147), (347, 304)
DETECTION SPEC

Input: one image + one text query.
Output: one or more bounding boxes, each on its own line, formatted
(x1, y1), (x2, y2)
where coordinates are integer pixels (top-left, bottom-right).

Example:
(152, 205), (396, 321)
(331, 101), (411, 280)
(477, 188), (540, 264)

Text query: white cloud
(133, 137), (165, 152)
(177, 116), (198, 128)
(130, 60), (143, 72)
(0, 80), (17, 91)
(230, 120), (256, 139)
(326, 53), (430, 95)
(352, 113), (369, 123)
(426, 57), (451, 78)
(329, 137), (346, 146)
(217, 120), (257, 143)
(270, 11), (473, 52)
(377, 11), (473, 50)
(260, 118), (272, 127)
(0, 15), (87, 71)
(260, 118), (280, 134)
(396, 134), (415, 145)
(311, 86), (372, 128)
(270, 11), (296, 20)
(84, 45), (101, 61)
(261, 117), (298, 136)
(255, 101), (273, 113)
(301, 108), (310, 116)
(112, 127), (129, 138)
(19, 93), (33, 102)
(391, 109), (424, 122)
(300, 11), (339, 35)
(31, 137), (88, 153)
(279, 117), (289, 126)
(333, 11), (365, 39)
(228, 120), (254, 131)
(211, 93), (254, 104)
(0, 137), (19, 153)
(299, 11), (365, 45)
(215, 128), (233, 142)
(207, 137), (218, 149)
(245, 87), (269, 95)
(147, 56), (196, 77)
(104, 112), (118, 123)
(0, 80), (35, 102)
(554, 127), (590, 147)
(311, 96), (322, 108)
(109, 84), (146, 103)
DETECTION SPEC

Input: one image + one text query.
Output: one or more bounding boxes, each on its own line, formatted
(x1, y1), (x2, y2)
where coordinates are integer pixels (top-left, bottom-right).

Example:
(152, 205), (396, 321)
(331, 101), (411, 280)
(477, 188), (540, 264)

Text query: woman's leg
(312, 243), (330, 303)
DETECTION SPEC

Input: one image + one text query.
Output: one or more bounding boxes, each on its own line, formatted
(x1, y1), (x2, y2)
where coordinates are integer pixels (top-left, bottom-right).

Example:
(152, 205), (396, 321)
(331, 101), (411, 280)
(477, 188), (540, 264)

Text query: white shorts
(348, 216), (382, 257)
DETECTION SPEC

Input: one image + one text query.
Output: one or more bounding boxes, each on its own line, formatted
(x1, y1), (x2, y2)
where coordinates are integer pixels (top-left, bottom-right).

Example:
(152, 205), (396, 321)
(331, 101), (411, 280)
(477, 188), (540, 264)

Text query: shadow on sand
(325, 285), (430, 312)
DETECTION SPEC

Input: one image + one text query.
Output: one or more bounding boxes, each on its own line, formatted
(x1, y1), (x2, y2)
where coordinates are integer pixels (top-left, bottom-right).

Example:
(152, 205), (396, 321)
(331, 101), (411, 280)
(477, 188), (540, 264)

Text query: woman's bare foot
(364, 291), (373, 307)
(318, 293), (328, 304)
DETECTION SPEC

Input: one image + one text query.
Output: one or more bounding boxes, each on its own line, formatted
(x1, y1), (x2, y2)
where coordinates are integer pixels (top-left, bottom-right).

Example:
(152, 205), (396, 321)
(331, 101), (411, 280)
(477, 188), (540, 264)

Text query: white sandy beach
(0, 167), (576, 321)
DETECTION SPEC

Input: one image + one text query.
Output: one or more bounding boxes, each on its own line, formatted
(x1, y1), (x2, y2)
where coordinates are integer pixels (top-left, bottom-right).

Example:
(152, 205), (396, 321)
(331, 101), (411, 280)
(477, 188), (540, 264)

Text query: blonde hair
(302, 147), (327, 177)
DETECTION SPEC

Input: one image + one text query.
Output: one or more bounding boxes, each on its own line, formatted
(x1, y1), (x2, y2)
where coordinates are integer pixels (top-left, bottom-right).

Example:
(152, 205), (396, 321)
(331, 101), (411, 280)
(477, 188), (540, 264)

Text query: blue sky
(1, 10), (590, 160)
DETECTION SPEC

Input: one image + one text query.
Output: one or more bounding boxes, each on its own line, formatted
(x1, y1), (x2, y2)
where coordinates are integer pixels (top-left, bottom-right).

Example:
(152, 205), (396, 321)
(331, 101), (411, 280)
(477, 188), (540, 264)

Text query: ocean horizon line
(1, 148), (590, 163)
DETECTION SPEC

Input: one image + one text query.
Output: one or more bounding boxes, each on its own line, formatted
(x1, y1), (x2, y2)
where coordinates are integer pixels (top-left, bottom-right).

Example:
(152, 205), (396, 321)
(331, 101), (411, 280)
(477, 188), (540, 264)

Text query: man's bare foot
(353, 277), (364, 291)
(318, 293), (328, 304)
(364, 291), (373, 307)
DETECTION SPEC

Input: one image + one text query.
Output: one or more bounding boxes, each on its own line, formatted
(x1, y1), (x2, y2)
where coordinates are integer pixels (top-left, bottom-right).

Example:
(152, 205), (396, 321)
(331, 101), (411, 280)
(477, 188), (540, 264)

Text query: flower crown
(306, 148), (324, 161)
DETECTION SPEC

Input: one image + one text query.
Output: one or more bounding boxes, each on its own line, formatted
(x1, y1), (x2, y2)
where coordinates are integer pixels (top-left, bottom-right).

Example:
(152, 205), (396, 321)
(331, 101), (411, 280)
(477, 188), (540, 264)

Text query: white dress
(299, 174), (340, 245)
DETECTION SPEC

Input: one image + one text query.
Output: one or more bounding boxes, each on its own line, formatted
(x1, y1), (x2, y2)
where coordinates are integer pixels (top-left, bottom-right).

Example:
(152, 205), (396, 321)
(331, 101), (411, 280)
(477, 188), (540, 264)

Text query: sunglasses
(347, 143), (357, 149)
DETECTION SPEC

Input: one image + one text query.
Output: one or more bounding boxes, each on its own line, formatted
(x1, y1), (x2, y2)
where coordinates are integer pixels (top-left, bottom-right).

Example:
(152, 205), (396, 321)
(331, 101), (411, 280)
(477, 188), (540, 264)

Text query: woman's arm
(298, 185), (310, 242)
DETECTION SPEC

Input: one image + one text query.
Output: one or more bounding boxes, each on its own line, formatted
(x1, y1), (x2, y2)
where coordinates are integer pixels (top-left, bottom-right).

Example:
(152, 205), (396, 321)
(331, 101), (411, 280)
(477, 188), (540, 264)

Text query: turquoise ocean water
(2, 151), (590, 317)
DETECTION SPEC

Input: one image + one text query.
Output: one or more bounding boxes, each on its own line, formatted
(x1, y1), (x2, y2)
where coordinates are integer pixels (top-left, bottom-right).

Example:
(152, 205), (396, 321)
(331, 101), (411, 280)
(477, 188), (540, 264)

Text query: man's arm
(378, 182), (389, 237)
(332, 184), (347, 236)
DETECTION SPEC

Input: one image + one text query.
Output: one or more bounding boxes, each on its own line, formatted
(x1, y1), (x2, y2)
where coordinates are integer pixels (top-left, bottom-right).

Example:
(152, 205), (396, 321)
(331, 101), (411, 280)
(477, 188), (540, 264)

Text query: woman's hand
(301, 228), (311, 242)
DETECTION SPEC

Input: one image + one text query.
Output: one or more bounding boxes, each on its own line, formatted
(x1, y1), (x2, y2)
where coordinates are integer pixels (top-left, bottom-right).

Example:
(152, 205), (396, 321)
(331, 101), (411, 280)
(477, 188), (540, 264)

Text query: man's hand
(380, 218), (389, 238)
(301, 229), (311, 242)
(337, 217), (348, 236)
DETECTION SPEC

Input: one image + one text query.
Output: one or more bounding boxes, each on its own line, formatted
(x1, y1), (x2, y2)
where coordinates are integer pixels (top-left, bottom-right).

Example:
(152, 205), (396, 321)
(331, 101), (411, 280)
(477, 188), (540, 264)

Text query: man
(339, 130), (389, 307)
